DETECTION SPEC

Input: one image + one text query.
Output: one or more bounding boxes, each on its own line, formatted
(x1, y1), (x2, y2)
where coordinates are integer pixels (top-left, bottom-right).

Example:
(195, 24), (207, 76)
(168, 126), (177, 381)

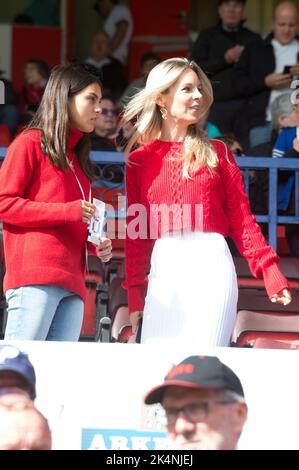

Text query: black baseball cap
(0, 345), (36, 400)
(144, 355), (244, 405)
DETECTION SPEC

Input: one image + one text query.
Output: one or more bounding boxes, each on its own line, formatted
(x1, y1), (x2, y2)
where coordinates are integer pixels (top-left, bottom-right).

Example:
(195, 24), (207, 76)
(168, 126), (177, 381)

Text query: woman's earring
(160, 107), (168, 120)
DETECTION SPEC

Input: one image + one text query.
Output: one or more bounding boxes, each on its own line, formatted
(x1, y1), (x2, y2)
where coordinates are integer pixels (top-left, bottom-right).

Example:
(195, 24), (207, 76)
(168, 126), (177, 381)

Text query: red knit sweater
(125, 139), (289, 313)
(0, 128), (95, 300)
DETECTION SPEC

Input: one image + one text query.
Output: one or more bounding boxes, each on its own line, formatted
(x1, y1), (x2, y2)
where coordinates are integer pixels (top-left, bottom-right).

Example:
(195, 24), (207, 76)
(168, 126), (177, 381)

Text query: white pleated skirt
(141, 232), (238, 347)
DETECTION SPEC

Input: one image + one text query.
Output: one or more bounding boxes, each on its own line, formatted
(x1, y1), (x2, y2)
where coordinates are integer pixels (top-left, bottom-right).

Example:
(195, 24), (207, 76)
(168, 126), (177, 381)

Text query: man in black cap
(191, 0), (260, 141)
(144, 355), (248, 450)
(0, 345), (36, 401)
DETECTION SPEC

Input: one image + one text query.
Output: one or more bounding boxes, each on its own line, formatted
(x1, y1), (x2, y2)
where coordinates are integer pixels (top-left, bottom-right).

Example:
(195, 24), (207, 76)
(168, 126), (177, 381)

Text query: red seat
(80, 255), (104, 339)
(91, 186), (125, 283)
(0, 125), (11, 146)
(277, 225), (290, 255)
(232, 309), (299, 349)
(92, 186), (125, 251)
(234, 256), (299, 290)
(238, 287), (299, 313)
(107, 276), (131, 342)
(253, 338), (299, 349)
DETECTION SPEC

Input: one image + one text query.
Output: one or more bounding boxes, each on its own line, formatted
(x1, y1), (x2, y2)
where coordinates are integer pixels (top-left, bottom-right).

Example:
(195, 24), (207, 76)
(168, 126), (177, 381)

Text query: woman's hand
(81, 200), (96, 223)
(271, 288), (292, 306)
(130, 310), (143, 333)
(97, 237), (112, 262)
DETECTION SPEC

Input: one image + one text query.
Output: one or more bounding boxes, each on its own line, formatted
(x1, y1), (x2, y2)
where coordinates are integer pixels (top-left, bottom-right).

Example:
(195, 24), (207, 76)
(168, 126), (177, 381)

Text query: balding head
(0, 400), (52, 450)
(273, 2), (299, 45)
(90, 31), (111, 61)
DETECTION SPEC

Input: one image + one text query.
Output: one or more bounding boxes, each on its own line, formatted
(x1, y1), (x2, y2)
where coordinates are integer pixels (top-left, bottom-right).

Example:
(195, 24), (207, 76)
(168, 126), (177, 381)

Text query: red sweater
(0, 128), (94, 300)
(125, 139), (289, 313)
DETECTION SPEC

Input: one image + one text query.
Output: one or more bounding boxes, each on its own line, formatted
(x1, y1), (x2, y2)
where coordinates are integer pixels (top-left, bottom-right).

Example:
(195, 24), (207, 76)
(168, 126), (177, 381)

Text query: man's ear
(233, 402), (248, 435)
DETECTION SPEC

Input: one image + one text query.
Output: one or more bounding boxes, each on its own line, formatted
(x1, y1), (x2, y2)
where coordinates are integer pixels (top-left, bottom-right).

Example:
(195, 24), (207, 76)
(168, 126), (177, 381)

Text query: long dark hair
(28, 63), (103, 181)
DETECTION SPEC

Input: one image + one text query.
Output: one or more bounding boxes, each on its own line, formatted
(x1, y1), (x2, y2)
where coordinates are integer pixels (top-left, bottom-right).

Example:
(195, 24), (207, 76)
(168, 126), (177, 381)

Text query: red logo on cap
(167, 364), (194, 379)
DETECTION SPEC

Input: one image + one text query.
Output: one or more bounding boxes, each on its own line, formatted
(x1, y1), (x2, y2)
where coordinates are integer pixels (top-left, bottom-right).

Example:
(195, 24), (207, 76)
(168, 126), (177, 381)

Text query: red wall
(129, 0), (190, 80)
(12, 26), (61, 92)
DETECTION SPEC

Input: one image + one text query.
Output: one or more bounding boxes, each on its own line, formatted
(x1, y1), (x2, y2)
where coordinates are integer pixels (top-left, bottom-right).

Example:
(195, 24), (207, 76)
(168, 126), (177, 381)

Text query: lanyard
(66, 157), (92, 270)
(66, 157), (91, 203)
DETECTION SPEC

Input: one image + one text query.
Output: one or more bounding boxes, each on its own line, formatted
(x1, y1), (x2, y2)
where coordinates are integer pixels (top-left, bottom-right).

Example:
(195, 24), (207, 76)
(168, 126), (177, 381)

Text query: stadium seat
(0, 125), (11, 146)
(234, 256), (299, 290)
(277, 225), (290, 255)
(80, 255), (104, 340)
(237, 287), (299, 312)
(252, 338), (299, 349)
(232, 309), (299, 348)
(92, 185), (125, 278)
(108, 276), (131, 342)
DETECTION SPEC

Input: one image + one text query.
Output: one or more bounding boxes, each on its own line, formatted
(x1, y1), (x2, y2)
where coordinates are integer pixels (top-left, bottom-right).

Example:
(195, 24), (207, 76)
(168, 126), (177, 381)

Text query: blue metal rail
(0, 147), (125, 163)
(1, 148), (298, 250)
(236, 156), (299, 250)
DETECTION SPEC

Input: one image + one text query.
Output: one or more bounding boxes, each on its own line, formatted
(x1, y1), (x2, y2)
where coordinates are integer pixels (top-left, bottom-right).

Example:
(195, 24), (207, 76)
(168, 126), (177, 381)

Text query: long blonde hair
(122, 57), (218, 177)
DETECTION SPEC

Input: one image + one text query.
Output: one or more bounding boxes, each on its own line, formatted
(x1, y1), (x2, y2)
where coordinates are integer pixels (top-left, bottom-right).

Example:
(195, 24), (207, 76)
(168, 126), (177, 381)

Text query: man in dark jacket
(191, 0), (260, 137)
(233, 1), (299, 149)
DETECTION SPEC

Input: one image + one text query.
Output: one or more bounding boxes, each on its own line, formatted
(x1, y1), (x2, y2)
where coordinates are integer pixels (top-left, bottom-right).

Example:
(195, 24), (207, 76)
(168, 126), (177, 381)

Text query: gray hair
(217, 389), (245, 403)
(271, 93), (293, 130)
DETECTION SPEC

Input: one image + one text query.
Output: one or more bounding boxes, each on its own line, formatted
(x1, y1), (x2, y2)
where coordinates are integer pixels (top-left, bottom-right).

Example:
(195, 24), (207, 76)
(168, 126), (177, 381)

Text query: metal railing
(236, 156), (299, 250)
(1, 148), (298, 250)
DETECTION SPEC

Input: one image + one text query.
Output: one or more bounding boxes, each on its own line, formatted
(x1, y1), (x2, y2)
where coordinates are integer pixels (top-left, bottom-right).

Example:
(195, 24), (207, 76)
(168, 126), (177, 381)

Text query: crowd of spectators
(0, 0), (298, 256)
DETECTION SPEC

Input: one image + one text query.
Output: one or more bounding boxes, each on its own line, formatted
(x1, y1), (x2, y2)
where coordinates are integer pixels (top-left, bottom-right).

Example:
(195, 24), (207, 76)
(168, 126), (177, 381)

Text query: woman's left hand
(97, 237), (112, 263)
(271, 288), (292, 306)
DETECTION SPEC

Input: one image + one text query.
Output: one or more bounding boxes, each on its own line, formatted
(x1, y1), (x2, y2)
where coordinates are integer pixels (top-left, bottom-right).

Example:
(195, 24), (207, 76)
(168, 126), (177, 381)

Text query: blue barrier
(0, 147), (298, 250)
(0, 147), (125, 164)
(0, 148), (7, 158)
(236, 156), (299, 250)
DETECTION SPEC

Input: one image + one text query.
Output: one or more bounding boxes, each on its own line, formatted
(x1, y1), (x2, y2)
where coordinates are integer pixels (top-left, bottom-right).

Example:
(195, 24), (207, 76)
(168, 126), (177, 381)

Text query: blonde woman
(123, 57), (291, 347)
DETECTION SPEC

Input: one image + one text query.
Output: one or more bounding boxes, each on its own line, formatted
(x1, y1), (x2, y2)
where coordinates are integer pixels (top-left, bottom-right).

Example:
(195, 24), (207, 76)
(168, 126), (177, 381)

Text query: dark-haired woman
(0, 64), (112, 341)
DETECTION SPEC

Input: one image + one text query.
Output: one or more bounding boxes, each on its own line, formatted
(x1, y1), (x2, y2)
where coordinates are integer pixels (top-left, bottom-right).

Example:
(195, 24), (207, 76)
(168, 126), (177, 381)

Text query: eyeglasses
(164, 400), (236, 426)
(101, 107), (117, 117)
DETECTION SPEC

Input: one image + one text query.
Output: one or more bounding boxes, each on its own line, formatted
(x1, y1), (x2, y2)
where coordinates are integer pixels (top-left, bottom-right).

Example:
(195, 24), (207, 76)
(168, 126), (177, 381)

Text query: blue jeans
(4, 285), (84, 341)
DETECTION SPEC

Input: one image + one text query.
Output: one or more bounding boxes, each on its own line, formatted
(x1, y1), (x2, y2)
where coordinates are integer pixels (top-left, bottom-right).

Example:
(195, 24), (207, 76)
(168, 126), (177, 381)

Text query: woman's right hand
(81, 200), (96, 223)
(130, 310), (143, 334)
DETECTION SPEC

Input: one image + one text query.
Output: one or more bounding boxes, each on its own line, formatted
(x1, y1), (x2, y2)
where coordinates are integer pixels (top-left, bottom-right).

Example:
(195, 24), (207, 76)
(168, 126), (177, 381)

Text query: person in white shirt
(93, 0), (133, 65)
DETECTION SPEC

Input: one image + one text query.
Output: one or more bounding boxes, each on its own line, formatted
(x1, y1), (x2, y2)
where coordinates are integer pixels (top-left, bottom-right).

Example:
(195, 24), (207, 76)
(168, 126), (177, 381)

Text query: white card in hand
(88, 198), (106, 244)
